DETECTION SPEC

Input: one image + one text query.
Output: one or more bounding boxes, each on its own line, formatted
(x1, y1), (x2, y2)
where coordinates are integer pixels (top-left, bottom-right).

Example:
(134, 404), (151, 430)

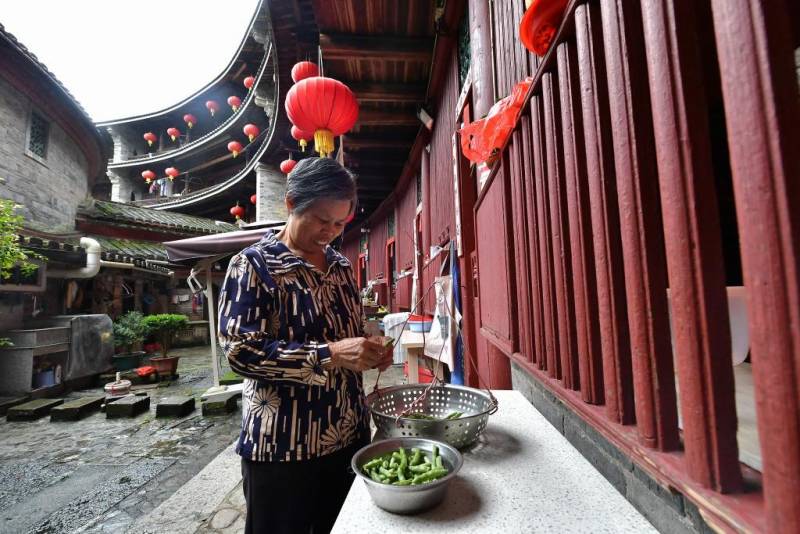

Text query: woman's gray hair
(285, 157), (357, 215)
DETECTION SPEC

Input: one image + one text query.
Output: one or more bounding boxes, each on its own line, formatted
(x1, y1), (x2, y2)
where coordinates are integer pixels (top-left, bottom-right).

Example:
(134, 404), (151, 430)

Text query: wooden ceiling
(310, 0), (436, 223)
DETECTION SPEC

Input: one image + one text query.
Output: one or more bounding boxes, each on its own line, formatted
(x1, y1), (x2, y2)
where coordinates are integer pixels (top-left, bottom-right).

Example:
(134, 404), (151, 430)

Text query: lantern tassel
(314, 129), (334, 158)
(248, 134), (255, 142)
(147, 140), (153, 147)
(232, 151), (239, 158)
(300, 139), (307, 152)
(188, 122), (194, 129)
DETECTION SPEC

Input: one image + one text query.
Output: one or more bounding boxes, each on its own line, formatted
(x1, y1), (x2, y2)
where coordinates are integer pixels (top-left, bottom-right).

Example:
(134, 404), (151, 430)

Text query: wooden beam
(357, 110), (419, 127)
(350, 82), (426, 103)
(319, 33), (433, 62)
(342, 136), (412, 150)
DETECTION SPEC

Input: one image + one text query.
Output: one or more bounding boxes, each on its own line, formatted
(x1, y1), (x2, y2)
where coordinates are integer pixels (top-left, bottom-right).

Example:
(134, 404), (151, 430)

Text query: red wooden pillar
(575, 1), (636, 424)
(557, 38), (604, 404)
(711, 0), (800, 525)
(641, 0), (742, 492)
(599, 0), (679, 450)
(420, 147), (432, 311)
(530, 96), (560, 378)
(542, 71), (580, 390)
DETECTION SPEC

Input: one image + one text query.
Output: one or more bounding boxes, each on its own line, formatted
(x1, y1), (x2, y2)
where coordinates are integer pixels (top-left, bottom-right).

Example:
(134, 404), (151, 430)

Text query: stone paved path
(0, 346), (241, 534)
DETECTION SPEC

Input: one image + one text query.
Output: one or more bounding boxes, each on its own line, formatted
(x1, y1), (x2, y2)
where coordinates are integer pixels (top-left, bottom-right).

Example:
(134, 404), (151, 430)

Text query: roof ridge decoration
(95, 0), (267, 126)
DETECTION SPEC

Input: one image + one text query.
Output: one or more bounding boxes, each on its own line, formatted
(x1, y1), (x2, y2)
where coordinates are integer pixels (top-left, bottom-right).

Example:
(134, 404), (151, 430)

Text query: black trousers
(241, 438), (368, 534)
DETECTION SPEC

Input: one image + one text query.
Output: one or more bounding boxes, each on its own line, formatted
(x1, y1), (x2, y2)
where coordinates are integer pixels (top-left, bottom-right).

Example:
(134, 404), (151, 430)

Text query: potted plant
(112, 311), (148, 371)
(142, 314), (188, 377)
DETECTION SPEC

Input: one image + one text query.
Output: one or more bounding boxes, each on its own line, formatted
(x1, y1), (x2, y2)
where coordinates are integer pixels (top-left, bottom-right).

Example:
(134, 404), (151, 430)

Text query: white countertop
(333, 390), (657, 534)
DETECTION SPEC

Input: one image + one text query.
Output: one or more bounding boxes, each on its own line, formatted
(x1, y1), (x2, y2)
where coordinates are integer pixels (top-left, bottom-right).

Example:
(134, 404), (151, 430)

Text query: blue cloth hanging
(449, 240), (464, 385)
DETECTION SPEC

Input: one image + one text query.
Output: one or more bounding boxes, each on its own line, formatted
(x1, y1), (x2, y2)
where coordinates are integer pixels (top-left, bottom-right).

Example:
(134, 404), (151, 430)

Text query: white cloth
(423, 275), (458, 371)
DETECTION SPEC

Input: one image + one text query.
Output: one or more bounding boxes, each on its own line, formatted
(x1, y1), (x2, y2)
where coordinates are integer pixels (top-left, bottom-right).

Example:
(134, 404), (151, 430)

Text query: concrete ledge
(51, 396), (105, 421)
(156, 396), (196, 418)
(106, 395), (150, 418)
(7, 398), (64, 421)
(126, 441), (241, 534)
(511, 361), (714, 534)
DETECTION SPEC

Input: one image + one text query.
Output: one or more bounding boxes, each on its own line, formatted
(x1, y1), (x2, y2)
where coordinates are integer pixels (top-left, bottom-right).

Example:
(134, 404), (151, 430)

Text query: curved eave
(95, 0), (266, 127)
(108, 42), (274, 170)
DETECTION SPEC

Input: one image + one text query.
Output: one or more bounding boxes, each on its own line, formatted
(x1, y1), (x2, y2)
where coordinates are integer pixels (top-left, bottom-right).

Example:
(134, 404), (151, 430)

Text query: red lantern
(519, 0), (569, 57)
(183, 114), (197, 129)
(280, 158), (297, 174)
(250, 194), (257, 205)
(243, 123), (260, 142)
(141, 170), (156, 183)
(143, 132), (157, 146)
(243, 76), (255, 90)
(230, 203), (245, 220)
(165, 167), (179, 181)
(206, 100), (219, 116)
(285, 77), (358, 157)
(291, 61), (319, 83)
(227, 96), (242, 112)
(228, 141), (243, 158)
(167, 127), (180, 142)
(291, 125), (312, 152)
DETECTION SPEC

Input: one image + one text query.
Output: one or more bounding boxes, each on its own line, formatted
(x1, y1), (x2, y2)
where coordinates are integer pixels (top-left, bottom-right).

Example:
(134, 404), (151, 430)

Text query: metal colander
(367, 384), (498, 448)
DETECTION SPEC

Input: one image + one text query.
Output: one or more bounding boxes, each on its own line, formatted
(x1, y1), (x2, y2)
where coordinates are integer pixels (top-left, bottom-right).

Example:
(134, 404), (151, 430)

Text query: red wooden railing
(473, 0), (800, 531)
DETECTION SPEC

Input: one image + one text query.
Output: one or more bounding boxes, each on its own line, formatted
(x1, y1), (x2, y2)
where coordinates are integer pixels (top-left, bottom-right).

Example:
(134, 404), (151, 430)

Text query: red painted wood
(428, 51), (459, 248)
(557, 38), (604, 404)
(467, 0), (495, 119)
(641, 0), (742, 492)
(475, 165), (515, 355)
(574, 1), (635, 424)
(542, 70), (580, 390)
(507, 130), (534, 361)
(341, 235), (360, 268)
(519, 113), (546, 369)
(530, 96), (561, 378)
(395, 176), (417, 272)
(711, 0), (800, 525)
(368, 216), (389, 282)
(599, 0), (679, 450)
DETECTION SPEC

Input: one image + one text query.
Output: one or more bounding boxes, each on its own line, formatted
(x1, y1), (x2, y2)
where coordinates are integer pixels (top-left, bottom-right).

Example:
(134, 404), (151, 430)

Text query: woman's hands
(329, 336), (393, 372)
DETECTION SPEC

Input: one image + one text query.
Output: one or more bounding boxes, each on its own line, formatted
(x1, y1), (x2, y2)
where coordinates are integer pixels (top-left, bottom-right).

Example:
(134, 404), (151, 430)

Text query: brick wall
(0, 77), (90, 232)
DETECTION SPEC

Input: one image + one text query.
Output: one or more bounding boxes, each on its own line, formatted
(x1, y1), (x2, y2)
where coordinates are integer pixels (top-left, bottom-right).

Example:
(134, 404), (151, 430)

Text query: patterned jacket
(218, 232), (370, 462)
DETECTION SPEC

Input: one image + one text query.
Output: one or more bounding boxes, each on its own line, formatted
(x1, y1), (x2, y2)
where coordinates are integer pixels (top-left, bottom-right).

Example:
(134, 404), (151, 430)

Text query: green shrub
(113, 311), (148, 352)
(141, 314), (189, 359)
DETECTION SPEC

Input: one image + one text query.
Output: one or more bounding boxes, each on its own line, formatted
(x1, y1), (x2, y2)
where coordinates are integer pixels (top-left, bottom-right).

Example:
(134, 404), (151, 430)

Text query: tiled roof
(91, 236), (168, 262)
(77, 199), (238, 235)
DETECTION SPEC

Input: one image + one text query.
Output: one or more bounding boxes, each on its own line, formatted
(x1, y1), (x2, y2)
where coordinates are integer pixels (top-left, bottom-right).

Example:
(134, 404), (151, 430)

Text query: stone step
(7, 398), (64, 421)
(201, 391), (240, 416)
(50, 396), (105, 422)
(156, 396), (196, 418)
(106, 395), (150, 418)
(0, 396), (29, 416)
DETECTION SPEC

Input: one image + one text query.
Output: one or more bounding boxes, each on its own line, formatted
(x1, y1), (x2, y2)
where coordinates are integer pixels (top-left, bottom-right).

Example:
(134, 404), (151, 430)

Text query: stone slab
(156, 396), (196, 418)
(332, 391), (657, 534)
(201, 391), (240, 416)
(7, 398), (64, 421)
(219, 371), (243, 386)
(50, 396), (105, 422)
(106, 395), (150, 418)
(0, 396), (29, 416)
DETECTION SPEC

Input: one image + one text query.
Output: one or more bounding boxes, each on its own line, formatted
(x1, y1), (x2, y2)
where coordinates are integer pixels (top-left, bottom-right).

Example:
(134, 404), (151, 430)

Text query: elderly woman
(218, 157), (391, 534)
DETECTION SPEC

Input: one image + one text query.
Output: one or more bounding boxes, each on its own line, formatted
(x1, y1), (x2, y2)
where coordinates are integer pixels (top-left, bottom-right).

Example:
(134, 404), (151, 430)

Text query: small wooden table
(397, 330), (445, 383)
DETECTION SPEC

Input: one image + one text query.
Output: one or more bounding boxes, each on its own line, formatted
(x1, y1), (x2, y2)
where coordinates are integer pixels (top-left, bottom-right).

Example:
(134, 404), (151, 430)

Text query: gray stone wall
(0, 77), (91, 232)
(255, 163), (287, 221)
(510, 361), (714, 534)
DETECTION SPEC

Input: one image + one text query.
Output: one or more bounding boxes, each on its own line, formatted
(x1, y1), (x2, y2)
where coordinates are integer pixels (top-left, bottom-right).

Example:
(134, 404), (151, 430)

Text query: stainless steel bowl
(351, 437), (463, 514)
